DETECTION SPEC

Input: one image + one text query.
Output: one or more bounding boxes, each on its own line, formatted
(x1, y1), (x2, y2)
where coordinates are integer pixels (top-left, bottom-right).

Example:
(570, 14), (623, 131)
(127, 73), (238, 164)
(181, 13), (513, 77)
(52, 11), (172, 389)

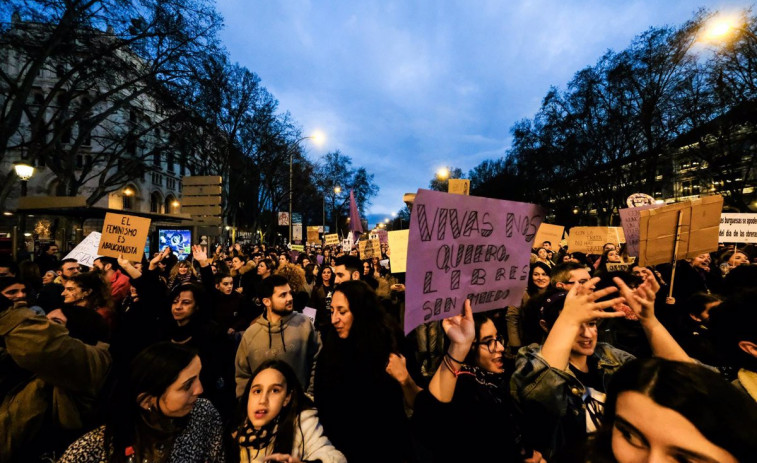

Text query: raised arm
(386, 353), (423, 408)
(428, 300), (475, 403)
(614, 276), (693, 363)
(540, 278), (625, 370)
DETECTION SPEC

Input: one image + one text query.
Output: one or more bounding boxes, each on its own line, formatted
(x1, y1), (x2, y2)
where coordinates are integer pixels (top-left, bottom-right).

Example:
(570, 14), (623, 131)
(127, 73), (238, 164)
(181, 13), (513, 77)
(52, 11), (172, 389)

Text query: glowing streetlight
(14, 161), (35, 181)
(289, 132), (326, 244)
(700, 13), (756, 43)
(384, 218), (390, 223)
(123, 187), (135, 196)
(436, 167), (450, 180)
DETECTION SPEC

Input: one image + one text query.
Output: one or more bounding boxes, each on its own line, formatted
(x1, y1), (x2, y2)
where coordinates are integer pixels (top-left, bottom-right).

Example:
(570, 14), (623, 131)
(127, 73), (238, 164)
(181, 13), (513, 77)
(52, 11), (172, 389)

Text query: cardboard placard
(405, 189), (543, 334)
(64, 232), (102, 268)
(376, 229), (389, 244)
(638, 196), (723, 267)
(291, 244), (304, 252)
(387, 230), (409, 273)
(324, 234), (340, 246)
(342, 239), (352, 253)
(534, 223), (564, 249)
(306, 226), (320, 244)
(568, 227), (626, 254)
(448, 179), (470, 195)
(302, 307), (317, 325)
(619, 204), (661, 257)
(98, 213), (151, 261)
(358, 238), (381, 259)
(719, 213), (757, 243)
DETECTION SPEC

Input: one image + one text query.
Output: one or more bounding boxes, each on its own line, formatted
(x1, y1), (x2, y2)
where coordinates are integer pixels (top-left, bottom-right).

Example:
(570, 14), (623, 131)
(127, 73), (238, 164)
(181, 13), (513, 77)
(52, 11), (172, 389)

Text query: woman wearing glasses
(411, 300), (545, 463)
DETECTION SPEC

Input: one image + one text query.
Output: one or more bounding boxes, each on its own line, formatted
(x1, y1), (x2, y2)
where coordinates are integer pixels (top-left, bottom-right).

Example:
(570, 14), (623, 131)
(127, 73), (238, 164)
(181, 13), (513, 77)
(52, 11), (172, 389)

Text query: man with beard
(234, 274), (321, 397)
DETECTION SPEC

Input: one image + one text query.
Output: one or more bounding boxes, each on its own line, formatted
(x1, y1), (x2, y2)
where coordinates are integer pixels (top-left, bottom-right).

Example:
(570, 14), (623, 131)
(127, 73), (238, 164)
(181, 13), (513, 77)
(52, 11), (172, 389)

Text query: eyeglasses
(474, 334), (505, 353)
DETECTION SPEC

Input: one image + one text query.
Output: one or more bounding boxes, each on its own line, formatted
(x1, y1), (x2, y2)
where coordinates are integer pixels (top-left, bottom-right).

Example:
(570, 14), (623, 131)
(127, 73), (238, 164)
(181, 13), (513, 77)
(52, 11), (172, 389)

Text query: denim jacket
(510, 343), (635, 459)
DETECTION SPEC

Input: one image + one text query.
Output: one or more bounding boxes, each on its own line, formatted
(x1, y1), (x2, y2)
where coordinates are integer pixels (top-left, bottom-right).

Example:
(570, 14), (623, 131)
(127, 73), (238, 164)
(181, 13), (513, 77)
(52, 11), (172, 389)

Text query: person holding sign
(412, 300), (545, 463)
(511, 274), (694, 460)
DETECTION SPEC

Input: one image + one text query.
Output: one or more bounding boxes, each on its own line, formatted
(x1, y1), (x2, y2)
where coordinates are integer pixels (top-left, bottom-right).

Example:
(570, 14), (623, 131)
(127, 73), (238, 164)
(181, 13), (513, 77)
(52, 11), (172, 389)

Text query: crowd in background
(1, 236), (756, 462)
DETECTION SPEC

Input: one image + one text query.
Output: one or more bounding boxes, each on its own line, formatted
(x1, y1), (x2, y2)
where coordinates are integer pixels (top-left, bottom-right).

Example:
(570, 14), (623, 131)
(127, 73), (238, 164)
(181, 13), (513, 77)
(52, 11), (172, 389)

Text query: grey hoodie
(234, 311), (321, 397)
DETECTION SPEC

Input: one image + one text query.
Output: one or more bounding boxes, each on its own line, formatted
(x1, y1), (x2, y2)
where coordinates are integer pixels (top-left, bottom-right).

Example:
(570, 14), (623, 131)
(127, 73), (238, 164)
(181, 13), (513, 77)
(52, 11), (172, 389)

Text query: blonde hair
(275, 263), (307, 294)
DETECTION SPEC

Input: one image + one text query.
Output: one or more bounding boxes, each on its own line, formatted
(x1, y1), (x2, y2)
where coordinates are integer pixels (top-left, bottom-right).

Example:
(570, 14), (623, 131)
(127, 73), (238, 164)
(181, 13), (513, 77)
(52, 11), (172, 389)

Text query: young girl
(230, 360), (345, 463)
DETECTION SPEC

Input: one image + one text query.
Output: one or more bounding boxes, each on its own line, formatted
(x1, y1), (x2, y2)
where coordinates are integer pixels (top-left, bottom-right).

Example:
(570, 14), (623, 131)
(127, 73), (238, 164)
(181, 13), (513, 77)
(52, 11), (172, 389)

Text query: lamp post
(13, 161), (35, 260)
(288, 132), (325, 245)
(333, 186), (342, 236)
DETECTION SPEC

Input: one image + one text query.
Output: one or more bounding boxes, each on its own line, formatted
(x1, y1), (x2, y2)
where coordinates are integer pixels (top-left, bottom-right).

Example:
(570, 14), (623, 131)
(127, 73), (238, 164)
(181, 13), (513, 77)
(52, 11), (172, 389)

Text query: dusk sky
(215, 0), (755, 226)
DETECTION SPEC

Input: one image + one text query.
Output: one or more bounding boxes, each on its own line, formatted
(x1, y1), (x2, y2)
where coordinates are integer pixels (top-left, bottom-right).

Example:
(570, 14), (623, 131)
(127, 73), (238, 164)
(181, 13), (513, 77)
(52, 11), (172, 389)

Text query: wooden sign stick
(668, 210), (684, 299)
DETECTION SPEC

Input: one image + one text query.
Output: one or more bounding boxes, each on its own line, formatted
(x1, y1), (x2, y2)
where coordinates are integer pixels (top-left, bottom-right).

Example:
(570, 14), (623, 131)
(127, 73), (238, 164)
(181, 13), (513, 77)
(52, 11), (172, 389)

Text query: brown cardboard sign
(98, 213), (151, 261)
(358, 238), (381, 259)
(306, 226), (320, 244)
(637, 195), (723, 267)
(534, 223), (565, 249)
(448, 178), (471, 195)
(568, 227), (626, 254)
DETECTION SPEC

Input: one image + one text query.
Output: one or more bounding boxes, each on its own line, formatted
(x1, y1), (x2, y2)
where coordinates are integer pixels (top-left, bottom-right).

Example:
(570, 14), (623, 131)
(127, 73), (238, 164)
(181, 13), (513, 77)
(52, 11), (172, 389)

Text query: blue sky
(214, 0), (754, 226)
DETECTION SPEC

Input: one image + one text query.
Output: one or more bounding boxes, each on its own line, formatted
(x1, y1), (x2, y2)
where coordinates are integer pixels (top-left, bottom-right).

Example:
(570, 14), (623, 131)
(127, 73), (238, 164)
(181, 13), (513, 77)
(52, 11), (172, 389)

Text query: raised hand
(614, 277), (656, 322)
(385, 353), (410, 385)
(442, 299), (475, 346)
(116, 254), (132, 270)
(191, 244), (209, 267)
(560, 277), (626, 326)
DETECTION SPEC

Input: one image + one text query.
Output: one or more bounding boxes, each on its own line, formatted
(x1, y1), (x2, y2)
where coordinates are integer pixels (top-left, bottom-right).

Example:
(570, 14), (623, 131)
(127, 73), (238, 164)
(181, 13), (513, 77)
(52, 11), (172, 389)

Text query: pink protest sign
(404, 189), (544, 334)
(619, 204), (661, 257)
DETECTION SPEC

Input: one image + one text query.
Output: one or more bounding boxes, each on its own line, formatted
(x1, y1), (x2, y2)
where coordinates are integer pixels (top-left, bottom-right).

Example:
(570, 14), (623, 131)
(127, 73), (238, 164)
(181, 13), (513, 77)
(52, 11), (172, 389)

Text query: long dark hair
(331, 280), (400, 374)
(590, 358), (757, 462)
(105, 342), (199, 463)
(464, 313), (496, 367)
(526, 262), (551, 296)
(316, 265), (334, 288)
(229, 360), (313, 461)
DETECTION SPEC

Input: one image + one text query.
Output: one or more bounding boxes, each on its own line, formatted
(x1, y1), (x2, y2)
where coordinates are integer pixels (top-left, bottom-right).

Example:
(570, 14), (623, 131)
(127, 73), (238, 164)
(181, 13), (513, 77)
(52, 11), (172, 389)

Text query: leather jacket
(510, 343), (635, 459)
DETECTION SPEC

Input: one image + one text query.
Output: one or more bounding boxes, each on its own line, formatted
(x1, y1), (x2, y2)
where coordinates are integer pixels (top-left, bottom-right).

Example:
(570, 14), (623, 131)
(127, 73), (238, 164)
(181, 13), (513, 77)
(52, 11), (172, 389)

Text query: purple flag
(405, 189), (544, 334)
(348, 189), (364, 235)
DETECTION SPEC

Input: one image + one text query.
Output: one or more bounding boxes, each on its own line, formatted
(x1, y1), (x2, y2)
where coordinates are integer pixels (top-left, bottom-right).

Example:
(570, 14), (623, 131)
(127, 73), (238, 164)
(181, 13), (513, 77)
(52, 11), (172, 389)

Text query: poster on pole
(567, 227), (626, 254)
(619, 204), (662, 257)
(292, 224), (303, 242)
(638, 195), (723, 267)
(387, 230), (409, 273)
(405, 189), (543, 334)
(719, 213), (757, 243)
(64, 232), (102, 268)
(97, 213), (151, 261)
(278, 212), (289, 226)
(534, 223), (564, 249)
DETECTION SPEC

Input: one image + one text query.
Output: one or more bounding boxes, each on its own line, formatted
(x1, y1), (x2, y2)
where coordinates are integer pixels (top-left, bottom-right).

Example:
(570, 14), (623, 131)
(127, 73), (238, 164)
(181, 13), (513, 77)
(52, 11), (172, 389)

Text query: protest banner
(97, 213), (151, 261)
(64, 231), (102, 267)
(719, 213), (757, 243)
(376, 229), (388, 244)
(637, 195), (723, 267)
(405, 189), (543, 334)
(306, 226), (320, 243)
(534, 223), (564, 249)
(358, 238), (381, 259)
(387, 230), (409, 273)
(448, 179), (470, 195)
(341, 239), (352, 253)
(291, 244), (304, 252)
(302, 307), (317, 325)
(567, 227), (626, 254)
(324, 234), (340, 246)
(619, 204), (661, 257)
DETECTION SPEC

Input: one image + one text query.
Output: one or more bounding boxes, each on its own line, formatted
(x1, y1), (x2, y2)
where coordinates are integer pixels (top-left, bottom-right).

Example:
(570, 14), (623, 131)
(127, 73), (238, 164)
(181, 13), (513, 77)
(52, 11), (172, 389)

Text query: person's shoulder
(189, 398), (222, 424)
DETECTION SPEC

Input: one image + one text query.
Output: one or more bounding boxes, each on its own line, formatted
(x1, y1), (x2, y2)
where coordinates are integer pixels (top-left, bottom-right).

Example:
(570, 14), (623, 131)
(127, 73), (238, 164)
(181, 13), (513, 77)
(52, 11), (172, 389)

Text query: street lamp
(13, 161), (35, 261)
(333, 186), (342, 235)
(701, 13), (756, 43)
(289, 132), (326, 245)
(436, 167), (450, 181)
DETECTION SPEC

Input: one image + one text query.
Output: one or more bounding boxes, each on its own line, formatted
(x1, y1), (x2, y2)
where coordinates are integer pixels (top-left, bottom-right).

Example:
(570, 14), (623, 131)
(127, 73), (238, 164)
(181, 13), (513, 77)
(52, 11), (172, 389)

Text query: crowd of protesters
(1, 236), (756, 462)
